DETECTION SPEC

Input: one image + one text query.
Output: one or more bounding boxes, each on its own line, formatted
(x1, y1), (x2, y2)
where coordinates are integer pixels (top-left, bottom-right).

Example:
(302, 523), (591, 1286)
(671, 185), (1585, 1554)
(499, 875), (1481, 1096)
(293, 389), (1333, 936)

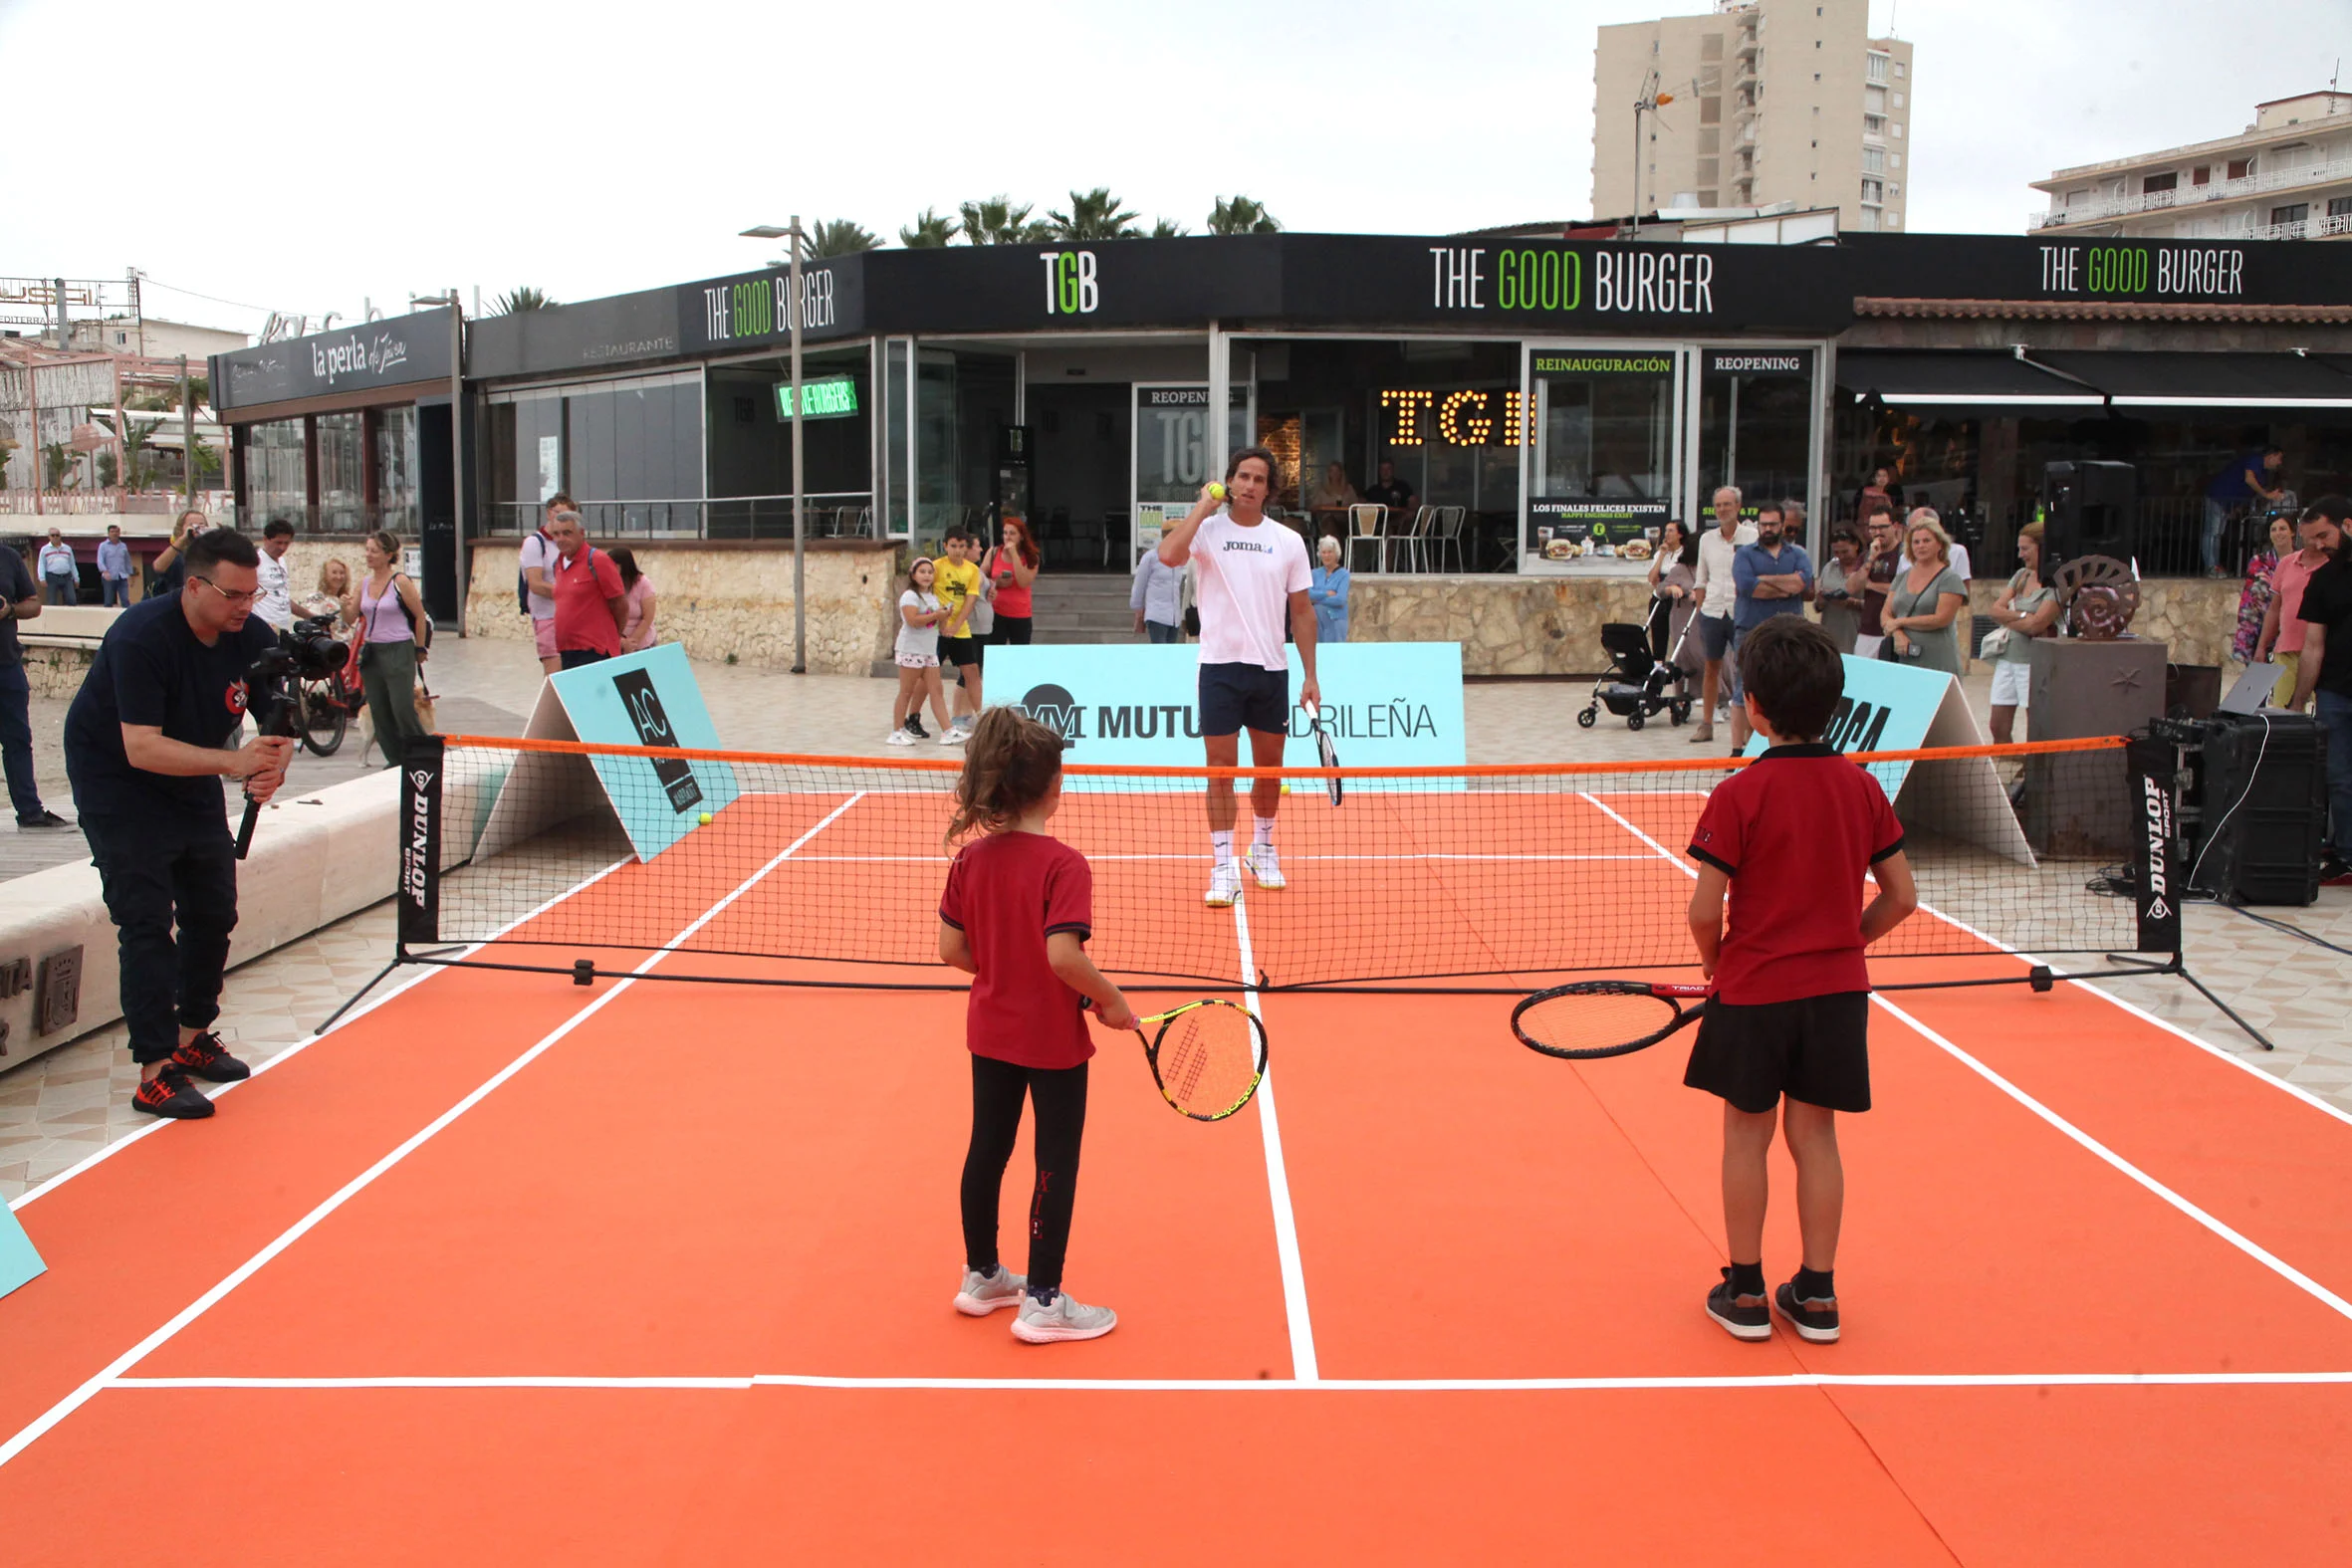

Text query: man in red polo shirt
(548, 507), (626, 669)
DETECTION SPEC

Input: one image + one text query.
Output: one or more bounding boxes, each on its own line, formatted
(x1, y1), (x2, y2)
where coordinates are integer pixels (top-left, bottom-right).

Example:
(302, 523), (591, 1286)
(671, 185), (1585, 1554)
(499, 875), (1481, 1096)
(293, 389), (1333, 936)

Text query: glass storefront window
(706, 348), (874, 540)
(374, 405), (419, 539)
(317, 412), (364, 533)
(1133, 384), (1249, 560)
(480, 390), (565, 534)
(1529, 347), (1679, 567)
(1248, 337), (1524, 571)
(1698, 348), (1815, 525)
(244, 417), (306, 531)
(885, 338), (910, 538)
(482, 372), (702, 536)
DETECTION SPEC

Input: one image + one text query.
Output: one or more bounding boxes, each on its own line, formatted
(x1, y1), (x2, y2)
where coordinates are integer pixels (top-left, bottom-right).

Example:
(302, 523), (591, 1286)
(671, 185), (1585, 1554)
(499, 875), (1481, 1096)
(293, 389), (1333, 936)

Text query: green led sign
(774, 376), (859, 420)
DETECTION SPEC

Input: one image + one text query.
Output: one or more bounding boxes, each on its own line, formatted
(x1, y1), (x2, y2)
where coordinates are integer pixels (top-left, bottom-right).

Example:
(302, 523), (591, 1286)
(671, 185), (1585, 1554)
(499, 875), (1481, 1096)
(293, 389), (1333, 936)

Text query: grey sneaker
(1011, 1288), (1117, 1344)
(954, 1264), (1028, 1316)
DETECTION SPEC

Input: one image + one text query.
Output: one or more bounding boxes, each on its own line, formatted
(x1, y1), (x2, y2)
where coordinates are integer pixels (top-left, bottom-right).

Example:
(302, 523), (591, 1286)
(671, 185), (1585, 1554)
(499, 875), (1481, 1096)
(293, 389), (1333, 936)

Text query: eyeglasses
(192, 577), (261, 606)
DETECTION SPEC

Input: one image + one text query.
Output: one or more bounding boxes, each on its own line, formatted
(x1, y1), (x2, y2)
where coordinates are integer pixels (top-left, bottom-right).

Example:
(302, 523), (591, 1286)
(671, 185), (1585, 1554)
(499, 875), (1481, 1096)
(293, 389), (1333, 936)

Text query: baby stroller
(1577, 594), (1695, 732)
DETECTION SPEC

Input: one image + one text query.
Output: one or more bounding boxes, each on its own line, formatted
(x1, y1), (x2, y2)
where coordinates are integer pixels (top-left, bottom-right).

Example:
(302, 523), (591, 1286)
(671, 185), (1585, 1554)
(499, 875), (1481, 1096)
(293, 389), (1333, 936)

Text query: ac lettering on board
(1040, 251), (1099, 316)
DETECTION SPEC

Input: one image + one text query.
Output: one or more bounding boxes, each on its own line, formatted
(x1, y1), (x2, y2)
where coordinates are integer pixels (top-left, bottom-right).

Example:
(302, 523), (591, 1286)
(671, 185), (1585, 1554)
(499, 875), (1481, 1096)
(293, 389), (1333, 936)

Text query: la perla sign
(311, 330), (410, 386)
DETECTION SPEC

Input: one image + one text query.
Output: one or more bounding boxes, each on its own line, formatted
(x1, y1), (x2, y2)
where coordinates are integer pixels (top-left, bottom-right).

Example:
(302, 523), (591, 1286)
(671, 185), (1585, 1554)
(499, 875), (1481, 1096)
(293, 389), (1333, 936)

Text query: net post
(2125, 733), (2182, 960)
(397, 735), (445, 957)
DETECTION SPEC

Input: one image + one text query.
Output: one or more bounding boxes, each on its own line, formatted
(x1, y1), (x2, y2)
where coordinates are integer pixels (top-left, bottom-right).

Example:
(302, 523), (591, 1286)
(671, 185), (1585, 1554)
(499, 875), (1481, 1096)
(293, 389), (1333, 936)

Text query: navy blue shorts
(1198, 661), (1290, 738)
(1699, 612), (1736, 662)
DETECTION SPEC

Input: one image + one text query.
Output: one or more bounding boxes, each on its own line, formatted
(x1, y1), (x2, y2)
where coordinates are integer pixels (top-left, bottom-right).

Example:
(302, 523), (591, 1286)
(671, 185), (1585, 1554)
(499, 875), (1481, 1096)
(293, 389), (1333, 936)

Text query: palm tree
(492, 286), (556, 314)
(1207, 195), (1283, 236)
(1148, 217), (1190, 238)
(899, 207), (961, 248)
(808, 219), (881, 258)
(1046, 188), (1140, 241)
(958, 195), (1050, 245)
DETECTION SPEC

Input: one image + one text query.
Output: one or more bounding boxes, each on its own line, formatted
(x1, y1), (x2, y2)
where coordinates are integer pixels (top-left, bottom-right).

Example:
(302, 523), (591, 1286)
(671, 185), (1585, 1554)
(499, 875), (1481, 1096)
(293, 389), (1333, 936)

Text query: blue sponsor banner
(0, 1201), (46, 1302)
(1740, 653), (1967, 799)
(548, 643), (742, 859)
(983, 642), (1466, 785)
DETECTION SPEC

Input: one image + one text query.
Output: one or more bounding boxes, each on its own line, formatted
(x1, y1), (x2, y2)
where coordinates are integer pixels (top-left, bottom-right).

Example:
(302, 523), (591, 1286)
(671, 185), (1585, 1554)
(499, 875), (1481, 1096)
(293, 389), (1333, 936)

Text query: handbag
(1978, 625), (2011, 660)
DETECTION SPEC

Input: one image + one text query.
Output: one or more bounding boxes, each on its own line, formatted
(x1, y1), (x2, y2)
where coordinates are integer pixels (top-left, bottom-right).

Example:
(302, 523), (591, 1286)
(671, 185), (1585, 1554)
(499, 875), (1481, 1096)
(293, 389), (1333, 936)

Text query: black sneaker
(15, 808), (71, 829)
(905, 715), (929, 739)
(2321, 856), (2352, 888)
(1774, 1280), (1841, 1344)
(1706, 1268), (1771, 1341)
(132, 1063), (216, 1119)
(171, 1030), (251, 1082)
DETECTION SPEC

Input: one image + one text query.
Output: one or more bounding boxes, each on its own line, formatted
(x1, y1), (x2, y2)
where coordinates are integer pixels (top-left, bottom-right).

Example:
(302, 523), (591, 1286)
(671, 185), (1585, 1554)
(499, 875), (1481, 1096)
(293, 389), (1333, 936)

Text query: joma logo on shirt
(1221, 541), (1275, 555)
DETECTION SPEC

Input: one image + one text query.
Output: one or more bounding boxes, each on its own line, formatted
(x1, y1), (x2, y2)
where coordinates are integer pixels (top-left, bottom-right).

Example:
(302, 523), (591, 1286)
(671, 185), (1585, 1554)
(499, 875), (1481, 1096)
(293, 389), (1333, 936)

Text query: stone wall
(1350, 572), (2248, 677)
(462, 539), (904, 676)
(19, 644), (94, 700)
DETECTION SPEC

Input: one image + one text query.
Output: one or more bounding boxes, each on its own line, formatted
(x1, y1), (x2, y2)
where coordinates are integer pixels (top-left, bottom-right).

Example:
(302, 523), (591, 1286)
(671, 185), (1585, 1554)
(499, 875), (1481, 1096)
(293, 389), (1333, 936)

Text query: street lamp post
(741, 219), (809, 673)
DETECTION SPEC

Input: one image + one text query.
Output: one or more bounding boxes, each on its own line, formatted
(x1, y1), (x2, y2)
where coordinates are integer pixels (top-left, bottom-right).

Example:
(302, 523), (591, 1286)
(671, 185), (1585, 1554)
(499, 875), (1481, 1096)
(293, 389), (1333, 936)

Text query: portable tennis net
(385, 733), (2185, 999)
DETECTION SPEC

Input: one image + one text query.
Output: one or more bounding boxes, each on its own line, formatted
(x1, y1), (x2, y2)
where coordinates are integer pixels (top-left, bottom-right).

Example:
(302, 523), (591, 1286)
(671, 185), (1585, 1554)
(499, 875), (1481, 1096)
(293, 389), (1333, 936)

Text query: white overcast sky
(3, 0), (2346, 336)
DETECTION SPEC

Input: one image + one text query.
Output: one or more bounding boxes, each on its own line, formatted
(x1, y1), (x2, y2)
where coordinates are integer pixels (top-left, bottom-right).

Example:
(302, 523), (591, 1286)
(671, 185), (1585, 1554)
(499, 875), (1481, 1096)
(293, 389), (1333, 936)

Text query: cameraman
(63, 529), (293, 1120)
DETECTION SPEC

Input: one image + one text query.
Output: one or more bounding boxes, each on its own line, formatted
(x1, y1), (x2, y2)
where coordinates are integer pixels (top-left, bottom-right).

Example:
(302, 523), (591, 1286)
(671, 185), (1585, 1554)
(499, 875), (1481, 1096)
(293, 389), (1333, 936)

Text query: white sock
(1211, 830), (1235, 863)
(1252, 815), (1276, 848)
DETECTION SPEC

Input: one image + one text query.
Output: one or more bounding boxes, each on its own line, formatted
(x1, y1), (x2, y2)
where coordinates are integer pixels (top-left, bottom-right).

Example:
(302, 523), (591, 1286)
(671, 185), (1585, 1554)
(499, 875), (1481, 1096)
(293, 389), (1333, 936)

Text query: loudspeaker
(2184, 711), (2326, 906)
(2042, 460), (2137, 565)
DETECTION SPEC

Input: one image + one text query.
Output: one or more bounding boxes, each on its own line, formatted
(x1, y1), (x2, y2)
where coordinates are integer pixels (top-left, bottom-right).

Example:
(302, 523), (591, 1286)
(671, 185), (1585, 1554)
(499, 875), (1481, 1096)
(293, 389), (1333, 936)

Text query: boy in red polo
(1683, 617), (1918, 1344)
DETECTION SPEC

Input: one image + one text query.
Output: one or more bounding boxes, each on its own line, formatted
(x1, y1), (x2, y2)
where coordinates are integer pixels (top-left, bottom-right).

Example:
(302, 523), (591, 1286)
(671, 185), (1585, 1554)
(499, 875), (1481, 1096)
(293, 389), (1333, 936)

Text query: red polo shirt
(1687, 744), (1905, 1006)
(553, 544), (624, 655)
(939, 831), (1096, 1069)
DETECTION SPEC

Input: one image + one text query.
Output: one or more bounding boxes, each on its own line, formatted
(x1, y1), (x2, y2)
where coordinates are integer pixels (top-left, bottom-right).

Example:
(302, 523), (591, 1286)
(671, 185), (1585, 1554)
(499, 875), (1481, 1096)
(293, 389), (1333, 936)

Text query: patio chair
(1432, 506), (1468, 572)
(1345, 503), (1390, 573)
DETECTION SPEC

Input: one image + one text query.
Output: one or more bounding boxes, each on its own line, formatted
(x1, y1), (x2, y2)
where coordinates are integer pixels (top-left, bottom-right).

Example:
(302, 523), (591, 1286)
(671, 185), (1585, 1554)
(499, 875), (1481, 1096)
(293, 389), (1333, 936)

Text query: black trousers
(81, 811), (239, 1064)
(960, 1054), (1088, 1293)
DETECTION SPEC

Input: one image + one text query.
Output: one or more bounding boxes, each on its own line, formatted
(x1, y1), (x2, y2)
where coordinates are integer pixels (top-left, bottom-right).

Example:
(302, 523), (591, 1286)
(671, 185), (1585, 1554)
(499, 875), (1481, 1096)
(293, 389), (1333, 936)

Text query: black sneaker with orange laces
(132, 1063), (216, 1119)
(171, 1031), (250, 1083)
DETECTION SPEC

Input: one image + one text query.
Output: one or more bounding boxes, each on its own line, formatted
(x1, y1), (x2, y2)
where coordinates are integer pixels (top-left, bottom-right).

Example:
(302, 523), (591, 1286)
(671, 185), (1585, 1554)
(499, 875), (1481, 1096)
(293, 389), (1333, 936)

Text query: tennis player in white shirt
(1156, 447), (1320, 907)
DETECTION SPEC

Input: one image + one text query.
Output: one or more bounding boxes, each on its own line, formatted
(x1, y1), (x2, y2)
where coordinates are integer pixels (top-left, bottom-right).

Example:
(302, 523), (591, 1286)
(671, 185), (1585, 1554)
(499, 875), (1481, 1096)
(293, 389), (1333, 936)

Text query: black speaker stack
(2151, 712), (2329, 906)
(2042, 460), (2137, 567)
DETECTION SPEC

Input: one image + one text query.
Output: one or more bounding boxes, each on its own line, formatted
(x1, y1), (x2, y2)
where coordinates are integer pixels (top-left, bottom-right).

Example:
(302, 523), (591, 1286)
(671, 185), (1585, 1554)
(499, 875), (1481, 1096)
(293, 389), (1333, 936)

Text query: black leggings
(961, 1054), (1088, 1293)
(993, 615), (1033, 645)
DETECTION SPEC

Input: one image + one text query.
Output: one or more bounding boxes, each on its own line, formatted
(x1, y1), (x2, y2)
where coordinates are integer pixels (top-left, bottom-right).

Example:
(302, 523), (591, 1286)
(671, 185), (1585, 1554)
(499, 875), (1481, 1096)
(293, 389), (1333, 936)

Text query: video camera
(233, 616), (346, 858)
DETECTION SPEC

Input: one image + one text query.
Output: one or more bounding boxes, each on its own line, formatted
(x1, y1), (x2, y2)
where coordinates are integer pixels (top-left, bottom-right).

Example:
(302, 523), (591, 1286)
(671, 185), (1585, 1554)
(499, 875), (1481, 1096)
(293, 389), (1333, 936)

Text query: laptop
(2221, 663), (2282, 715)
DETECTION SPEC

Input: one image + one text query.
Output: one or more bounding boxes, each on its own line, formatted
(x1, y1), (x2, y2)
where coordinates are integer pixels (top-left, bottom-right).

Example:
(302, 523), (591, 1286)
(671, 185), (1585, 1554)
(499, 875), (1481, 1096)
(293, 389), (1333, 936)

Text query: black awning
(1835, 351), (2104, 408)
(2030, 351), (2352, 408)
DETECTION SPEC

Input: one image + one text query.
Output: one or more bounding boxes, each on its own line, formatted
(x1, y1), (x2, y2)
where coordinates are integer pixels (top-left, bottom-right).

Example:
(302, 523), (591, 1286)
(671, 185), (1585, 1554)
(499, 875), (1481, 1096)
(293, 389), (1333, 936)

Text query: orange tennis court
(6, 753), (2352, 1564)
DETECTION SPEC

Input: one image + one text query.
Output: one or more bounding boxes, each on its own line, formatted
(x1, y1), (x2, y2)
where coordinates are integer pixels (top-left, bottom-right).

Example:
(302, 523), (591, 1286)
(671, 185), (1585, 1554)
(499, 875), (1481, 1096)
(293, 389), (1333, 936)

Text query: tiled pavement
(6, 632), (2346, 1203)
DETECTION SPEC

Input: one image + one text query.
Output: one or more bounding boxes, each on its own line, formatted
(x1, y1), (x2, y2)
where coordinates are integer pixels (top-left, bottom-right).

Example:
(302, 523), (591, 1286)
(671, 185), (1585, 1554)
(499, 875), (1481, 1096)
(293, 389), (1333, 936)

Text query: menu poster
(1529, 497), (1670, 561)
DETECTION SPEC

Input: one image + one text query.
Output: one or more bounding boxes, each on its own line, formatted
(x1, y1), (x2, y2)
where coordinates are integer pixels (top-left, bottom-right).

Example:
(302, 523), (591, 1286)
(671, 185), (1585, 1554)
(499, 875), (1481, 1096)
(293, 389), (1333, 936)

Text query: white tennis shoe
(1246, 842), (1285, 889)
(953, 1265), (1028, 1316)
(1205, 858), (1242, 907)
(937, 726), (967, 745)
(885, 729), (918, 747)
(1011, 1288), (1117, 1343)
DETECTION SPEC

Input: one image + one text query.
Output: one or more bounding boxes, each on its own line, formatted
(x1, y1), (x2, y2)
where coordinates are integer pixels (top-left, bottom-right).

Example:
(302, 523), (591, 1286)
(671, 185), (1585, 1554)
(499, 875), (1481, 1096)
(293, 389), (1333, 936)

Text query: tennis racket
(1094, 999), (1269, 1121)
(1512, 981), (1712, 1060)
(1310, 715), (1341, 806)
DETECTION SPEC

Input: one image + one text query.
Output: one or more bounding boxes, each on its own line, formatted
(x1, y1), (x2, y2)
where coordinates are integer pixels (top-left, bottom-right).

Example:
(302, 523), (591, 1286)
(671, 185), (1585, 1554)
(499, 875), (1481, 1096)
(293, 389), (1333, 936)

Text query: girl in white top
(890, 558), (957, 746)
(1155, 447), (1318, 907)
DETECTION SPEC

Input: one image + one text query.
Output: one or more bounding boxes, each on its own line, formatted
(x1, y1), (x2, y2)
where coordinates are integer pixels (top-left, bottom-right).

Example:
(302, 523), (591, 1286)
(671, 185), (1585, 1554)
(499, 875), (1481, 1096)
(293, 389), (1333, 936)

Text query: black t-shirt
(64, 590), (279, 820)
(1363, 478), (1416, 513)
(2297, 556), (2352, 699)
(0, 545), (35, 668)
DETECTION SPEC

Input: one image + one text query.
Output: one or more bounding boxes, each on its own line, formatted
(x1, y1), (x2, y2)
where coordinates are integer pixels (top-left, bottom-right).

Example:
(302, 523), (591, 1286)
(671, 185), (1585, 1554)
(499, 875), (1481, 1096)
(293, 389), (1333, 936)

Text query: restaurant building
(211, 232), (2352, 671)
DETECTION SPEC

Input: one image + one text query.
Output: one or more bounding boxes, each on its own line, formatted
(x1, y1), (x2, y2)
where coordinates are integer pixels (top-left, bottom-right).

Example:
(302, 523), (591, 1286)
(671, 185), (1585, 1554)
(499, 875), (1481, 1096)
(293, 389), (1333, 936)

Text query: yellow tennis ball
(1208, 482), (1227, 500)
(698, 811), (712, 825)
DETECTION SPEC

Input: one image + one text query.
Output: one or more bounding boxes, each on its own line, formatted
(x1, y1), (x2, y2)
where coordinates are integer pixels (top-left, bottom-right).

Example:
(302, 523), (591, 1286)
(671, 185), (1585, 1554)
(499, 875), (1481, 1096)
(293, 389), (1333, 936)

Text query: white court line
(1580, 788), (2352, 1327)
(1230, 886), (1318, 1382)
(0, 798), (865, 1473)
(8, 854), (635, 1216)
(103, 1369), (2352, 1393)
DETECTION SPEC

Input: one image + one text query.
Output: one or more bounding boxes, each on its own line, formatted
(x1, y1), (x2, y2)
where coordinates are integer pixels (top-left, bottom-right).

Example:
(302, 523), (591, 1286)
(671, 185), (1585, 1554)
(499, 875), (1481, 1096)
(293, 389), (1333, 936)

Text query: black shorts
(1198, 661), (1291, 738)
(939, 634), (982, 670)
(1683, 991), (1871, 1115)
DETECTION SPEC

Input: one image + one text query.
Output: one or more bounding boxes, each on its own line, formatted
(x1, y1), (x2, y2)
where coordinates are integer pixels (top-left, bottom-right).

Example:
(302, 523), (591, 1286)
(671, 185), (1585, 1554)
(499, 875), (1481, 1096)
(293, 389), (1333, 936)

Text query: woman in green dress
(1884, 515), (1970, 676)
